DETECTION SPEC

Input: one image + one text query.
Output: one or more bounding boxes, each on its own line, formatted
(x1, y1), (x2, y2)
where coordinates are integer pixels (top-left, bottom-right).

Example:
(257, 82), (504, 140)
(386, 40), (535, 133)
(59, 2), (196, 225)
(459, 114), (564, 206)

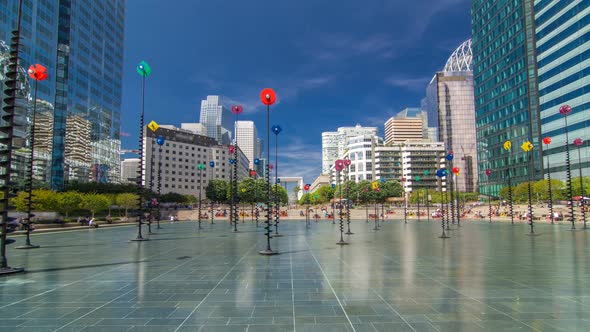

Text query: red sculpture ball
(260, 88), (277, 106)
(543, 137), (552, 145)
(559, 104), (572, 116)
(574, 138), (583, 146)
(485, 169), (491, 176)
(452, 167), (460, 174)
(304, 184), (310, 191)
(28, 64), (48, 81)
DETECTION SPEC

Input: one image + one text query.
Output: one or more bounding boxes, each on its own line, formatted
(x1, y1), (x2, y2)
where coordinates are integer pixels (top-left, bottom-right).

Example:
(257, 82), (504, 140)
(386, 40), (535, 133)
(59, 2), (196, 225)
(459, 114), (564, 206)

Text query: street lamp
(446, 152), (456, 225)
(16, 64), (48, 250)
(131, 60), (151, 242)
(259, 88), (279, 256)
(304, 184), (311, 228)
(231, 105), (243, 232)
(229, 156), (238, 233)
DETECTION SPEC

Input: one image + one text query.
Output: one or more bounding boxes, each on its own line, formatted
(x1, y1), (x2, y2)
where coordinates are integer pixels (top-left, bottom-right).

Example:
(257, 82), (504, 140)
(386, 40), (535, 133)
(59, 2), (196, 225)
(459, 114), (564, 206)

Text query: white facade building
(322, 124), (378, 174)
(235, 121), (259, 169)
(143, 126), (248, 197)
(121, 158), (140, 184)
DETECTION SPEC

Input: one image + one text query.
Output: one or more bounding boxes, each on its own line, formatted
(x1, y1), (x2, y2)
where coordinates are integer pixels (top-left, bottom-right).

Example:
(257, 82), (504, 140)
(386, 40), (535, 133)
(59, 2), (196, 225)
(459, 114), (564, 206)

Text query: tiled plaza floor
(1, 218), (590, 331)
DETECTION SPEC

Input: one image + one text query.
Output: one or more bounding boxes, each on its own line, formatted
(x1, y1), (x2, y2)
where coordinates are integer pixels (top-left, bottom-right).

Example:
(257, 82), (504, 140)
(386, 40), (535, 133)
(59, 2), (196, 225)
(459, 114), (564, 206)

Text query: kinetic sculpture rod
(573, 138), (587, 229)
(131, 60), (151, 242)
(156, 136), (165, 229)
(543, 137), (555, 225)
(271, 125), (283, 237)
(335, 160), (348, 245)
(560, 105), (576, 230)
(503, 140), (515, 224)
(1, 0), (25, 275)
(17, 64), (48, 250)
(259, 88), (279, 255)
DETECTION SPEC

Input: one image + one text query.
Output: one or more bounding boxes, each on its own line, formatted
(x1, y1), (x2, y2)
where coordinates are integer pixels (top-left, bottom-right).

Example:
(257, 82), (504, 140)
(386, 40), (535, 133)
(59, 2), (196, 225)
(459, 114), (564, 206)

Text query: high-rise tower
(199, 95), (232, 145)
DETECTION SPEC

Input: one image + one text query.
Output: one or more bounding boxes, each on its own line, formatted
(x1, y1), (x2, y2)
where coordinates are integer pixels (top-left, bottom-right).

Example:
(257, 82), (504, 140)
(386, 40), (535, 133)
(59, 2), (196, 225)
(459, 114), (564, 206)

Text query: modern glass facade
(433, 40), (478, 192)
(0, 0), (126, 189)
(535, 0), (589, 180)
(199, 95), (232, 145)
(472, 0), (542, 196)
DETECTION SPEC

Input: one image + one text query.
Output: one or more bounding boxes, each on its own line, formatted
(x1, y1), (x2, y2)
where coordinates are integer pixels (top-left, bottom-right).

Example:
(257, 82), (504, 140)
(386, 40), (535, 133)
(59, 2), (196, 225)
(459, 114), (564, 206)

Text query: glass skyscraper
(199, 95), (232, 145)
(535, 0), (589, 180)
(432, 39), (478, 192)
(471, 0), (542, 196)
(0, 0), (125, 189)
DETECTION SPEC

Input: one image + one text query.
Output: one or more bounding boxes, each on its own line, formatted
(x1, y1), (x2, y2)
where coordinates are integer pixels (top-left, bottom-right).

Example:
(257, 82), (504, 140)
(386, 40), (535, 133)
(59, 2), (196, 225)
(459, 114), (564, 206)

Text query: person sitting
(88, 216), (98, 228)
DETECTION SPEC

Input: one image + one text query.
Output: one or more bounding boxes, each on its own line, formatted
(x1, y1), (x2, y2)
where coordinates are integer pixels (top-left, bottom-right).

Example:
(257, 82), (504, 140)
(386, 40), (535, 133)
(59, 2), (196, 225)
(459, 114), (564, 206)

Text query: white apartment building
(322, 124), (378, 174)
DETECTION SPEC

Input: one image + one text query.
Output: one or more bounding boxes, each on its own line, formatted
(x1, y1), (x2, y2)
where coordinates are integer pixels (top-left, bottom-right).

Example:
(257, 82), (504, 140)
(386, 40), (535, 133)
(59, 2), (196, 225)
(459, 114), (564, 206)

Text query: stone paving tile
(1, 220), (589, 331)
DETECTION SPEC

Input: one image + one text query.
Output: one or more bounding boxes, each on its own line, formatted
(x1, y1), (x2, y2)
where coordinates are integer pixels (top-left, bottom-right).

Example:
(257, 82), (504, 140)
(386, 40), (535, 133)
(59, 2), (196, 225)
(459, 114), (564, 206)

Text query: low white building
(143, 125), (249, 196)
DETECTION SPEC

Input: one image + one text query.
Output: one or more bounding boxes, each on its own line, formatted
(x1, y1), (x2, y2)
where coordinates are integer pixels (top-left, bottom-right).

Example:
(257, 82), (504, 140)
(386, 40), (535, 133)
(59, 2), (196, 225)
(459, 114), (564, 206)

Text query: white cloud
(384, 76), (432, 91)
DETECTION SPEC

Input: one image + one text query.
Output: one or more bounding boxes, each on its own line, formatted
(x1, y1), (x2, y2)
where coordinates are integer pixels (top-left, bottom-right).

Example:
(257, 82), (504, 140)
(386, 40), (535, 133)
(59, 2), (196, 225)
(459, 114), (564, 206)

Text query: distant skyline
(121, 0), (471, 183)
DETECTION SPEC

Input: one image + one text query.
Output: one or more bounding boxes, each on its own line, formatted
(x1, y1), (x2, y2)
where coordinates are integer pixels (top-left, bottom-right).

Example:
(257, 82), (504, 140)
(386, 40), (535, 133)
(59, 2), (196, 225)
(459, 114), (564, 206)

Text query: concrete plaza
(1, 218), (590, 331)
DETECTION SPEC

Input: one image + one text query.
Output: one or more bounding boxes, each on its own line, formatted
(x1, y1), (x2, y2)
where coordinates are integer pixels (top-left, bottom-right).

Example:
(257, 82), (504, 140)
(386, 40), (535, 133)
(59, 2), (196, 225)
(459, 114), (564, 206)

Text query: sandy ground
(178, 203), (584, 224)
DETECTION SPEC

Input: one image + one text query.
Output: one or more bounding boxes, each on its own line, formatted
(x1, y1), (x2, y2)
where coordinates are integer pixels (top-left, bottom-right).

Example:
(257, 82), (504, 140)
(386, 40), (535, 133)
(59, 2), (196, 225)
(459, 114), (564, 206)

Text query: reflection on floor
(2, 219), (590, 332)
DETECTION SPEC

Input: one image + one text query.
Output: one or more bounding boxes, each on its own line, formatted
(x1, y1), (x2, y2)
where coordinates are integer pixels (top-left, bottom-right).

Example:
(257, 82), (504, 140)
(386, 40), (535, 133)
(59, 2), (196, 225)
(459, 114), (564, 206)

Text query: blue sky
(121, 0), (471, 183)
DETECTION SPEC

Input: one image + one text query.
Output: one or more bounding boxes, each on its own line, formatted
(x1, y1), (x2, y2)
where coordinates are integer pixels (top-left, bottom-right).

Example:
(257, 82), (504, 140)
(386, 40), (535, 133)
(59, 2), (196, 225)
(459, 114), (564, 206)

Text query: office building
(0, 0), (126, 189)
(199, 95), (232, 145)
(180, 123), (206, 136)
(433, 39), (478, 192)
(144, 125), (248, 196)
(310, 174), (330, 193)
(472, 0), (542, 196)
(535, 1), (589, 180)
(235, 121), (259, 169)
(322, 125), (378, 174)
(121, 158), (140, 184)
(384, 108), (427, 144)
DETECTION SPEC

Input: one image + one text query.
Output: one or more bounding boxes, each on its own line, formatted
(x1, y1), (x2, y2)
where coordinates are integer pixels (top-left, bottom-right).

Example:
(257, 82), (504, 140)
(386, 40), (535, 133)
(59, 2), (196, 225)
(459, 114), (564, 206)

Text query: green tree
(184, 194), (197, 205)
(272, 185), (289, 205)
(160, 192), (187, 203)
(116, 193), (139, 217)
(57, 191), (82, 218)
(32, 189), (60, 211)
(10, 191), (30, 212)
(571, 176), (590, 198)
(80, 193), (111, 218)
(314, 185), (335, 204)
(206, 179), (229, 203)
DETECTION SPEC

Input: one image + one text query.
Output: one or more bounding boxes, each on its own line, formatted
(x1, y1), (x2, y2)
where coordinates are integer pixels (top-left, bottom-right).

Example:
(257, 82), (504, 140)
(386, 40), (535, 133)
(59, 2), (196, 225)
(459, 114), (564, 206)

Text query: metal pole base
(232, 229), (240, 233)
(15, 244), (40, 249)
(0, 267), (25, 275)
(130, 236), (149, 242)
(336, 240), (349, 245)
(272, 233), (283, 237)
(527, 233), (540, 236)
(345, 231), (354, 235)
(373, 227), (380, 231)
(439, 235), (450, 239)
(259, 249), (279, 255)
